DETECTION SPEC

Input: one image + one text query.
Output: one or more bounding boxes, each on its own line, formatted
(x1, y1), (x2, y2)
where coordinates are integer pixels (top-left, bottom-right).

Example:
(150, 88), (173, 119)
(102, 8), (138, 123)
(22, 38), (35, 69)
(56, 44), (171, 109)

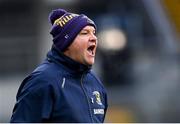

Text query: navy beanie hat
(49, 9), (96, 52)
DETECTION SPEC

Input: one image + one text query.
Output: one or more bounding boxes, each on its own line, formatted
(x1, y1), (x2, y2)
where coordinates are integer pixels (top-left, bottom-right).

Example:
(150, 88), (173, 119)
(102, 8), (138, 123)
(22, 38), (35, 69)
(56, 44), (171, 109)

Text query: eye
(93, 31), (96, 35)
(80, 31), (88, 35)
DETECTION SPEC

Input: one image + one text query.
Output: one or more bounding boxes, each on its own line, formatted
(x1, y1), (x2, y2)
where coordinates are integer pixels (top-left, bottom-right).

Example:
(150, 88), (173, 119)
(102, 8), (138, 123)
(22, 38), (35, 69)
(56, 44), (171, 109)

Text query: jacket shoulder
(89, 70), (104, 88)
(17, 61), (64, 98)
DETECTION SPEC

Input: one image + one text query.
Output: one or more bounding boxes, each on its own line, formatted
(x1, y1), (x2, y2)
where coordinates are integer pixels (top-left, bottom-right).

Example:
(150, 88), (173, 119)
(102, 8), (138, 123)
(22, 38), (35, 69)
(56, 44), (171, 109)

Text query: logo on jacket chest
(91, 91), (104, 115)
(91, 91), (103, 105)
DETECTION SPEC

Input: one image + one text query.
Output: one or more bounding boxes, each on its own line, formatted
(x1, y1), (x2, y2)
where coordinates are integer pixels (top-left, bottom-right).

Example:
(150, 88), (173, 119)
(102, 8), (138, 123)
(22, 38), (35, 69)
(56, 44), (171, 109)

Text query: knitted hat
(49, 9), (96, 52)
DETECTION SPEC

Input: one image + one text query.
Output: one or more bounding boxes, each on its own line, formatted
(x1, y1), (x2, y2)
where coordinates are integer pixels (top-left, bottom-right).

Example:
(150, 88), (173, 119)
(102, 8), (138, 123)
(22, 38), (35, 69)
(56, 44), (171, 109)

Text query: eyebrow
(81, 28), (96, 32)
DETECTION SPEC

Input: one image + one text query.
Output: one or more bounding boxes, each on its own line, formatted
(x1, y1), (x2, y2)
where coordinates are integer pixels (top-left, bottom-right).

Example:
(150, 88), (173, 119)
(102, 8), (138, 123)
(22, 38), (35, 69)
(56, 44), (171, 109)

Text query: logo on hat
(93, 91), (102, 105)
(54, 14), (78, 27)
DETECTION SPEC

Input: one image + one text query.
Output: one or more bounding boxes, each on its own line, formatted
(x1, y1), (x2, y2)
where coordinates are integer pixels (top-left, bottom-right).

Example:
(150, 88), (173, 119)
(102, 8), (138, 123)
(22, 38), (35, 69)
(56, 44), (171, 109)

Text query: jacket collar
(47, 46), (91, 74)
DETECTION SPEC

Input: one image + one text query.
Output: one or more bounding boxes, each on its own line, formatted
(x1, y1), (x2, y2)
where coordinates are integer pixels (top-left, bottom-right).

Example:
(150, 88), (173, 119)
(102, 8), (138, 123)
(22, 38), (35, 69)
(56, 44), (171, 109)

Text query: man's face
(64, 25), (97, 66)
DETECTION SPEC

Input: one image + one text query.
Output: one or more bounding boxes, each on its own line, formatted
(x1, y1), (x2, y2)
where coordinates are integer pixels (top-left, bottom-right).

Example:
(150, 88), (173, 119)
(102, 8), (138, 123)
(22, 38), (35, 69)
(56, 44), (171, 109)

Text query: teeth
(88, 49), (93, 55)
(89, 50), (92, 55)
(91, 50), (93, 55)
(87, 45), (95, 56)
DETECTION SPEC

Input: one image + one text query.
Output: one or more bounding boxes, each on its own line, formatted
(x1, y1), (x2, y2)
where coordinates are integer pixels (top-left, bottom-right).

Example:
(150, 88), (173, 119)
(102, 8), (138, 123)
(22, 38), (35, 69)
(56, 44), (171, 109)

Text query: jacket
(10, 47), (108, 123)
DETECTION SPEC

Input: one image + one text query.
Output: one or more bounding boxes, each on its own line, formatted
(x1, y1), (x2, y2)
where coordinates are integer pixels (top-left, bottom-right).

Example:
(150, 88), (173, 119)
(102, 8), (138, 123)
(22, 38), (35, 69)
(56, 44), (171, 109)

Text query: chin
(83, 57), (95, 66)
(86, 60), (94, 66)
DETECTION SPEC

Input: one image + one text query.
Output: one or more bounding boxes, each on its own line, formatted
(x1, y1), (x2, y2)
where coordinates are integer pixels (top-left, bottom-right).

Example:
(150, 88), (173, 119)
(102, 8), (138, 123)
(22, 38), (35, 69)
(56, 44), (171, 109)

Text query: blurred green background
(0, 0), (180, 122)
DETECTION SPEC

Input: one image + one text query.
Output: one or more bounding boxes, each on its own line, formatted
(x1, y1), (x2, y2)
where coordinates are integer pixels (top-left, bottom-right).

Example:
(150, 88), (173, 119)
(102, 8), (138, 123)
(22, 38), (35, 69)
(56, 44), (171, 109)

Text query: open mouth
(87, 44), (96, 56)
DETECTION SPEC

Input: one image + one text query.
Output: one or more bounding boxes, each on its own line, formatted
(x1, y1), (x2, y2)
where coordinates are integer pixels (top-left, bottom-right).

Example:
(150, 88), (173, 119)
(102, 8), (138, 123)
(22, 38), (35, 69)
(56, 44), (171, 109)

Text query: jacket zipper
(80, 73), (94, 123)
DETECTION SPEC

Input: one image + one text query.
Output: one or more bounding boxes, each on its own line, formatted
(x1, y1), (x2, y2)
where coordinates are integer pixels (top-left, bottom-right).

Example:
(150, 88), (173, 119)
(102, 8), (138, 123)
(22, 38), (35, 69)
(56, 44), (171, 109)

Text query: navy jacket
(10, 47), (108, 123)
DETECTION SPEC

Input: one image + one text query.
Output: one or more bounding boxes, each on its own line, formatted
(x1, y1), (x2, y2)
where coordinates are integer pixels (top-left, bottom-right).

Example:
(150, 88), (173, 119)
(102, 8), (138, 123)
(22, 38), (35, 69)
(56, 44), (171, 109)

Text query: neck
(48, 46), (92, 74)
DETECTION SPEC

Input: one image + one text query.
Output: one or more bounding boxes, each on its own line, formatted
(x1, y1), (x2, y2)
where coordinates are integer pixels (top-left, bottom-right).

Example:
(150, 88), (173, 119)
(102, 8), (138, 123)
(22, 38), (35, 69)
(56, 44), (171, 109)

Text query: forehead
(82, 25), (96, 31)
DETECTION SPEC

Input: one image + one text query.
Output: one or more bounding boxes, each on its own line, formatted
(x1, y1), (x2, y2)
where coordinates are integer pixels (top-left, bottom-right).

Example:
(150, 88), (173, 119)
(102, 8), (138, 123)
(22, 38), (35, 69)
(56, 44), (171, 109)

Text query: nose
(89, 33), (97, 44)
